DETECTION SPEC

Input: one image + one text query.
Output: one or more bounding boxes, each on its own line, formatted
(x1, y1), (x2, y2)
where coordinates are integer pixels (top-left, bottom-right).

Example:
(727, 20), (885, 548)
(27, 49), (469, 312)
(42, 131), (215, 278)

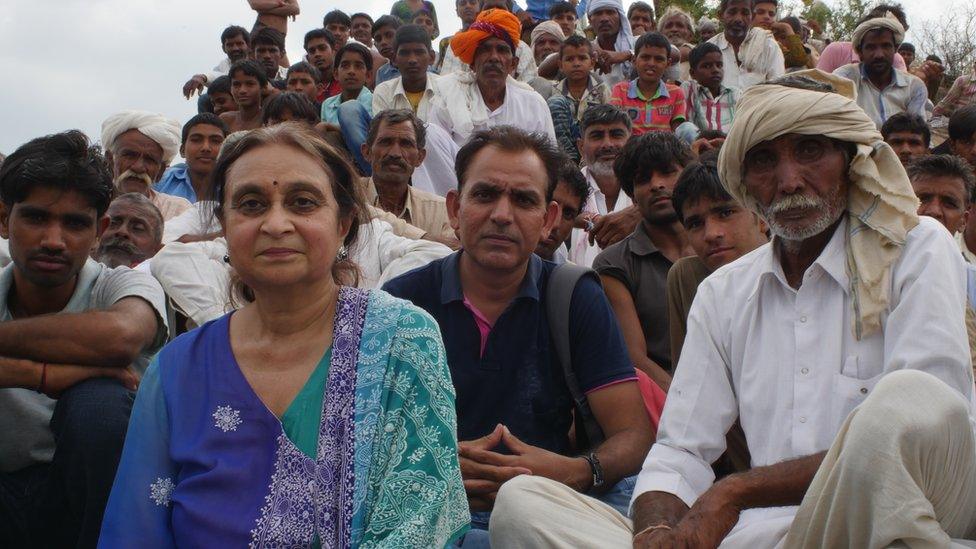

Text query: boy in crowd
(628, 1), (656, 36)
(680, 42), (740, 139)
(303, 29), (342, 102)
(250, 27), (288, 85)
(549, 35), (612, 163)
(411, 8), (437, 40)
(324, 10), (352, 46)
(321, 43), (375, 174)
(155, 114), (228, 203)
(549, 1), (579, 38)
(264, 92), (321, 126)
(285, 62), (323, 106)
(350, 12), (375, 47)
(219, 60), (269, 132)
(882, 112), (931, 166)
(206, 76), (236, 116)
(373, 15), (403, 86)
(610, 32), (686, 135)
(373, 25), (440, 120)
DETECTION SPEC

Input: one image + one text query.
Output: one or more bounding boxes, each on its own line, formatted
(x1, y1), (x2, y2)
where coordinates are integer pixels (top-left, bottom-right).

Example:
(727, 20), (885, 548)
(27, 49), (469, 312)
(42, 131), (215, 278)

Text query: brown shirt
(362, 178), (454, 240)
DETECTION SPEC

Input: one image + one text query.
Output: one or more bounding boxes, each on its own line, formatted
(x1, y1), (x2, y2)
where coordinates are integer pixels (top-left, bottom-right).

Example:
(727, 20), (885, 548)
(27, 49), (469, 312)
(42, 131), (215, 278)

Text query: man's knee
(493, 475), (566, 529)
(51, 378), (134, 458)
(337, 101), (369, 125)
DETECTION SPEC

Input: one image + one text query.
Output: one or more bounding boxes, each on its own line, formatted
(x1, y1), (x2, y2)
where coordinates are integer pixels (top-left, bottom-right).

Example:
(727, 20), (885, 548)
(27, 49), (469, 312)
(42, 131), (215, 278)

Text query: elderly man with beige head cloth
(101, 110), (191, 221)
(485, 72), (976, 549)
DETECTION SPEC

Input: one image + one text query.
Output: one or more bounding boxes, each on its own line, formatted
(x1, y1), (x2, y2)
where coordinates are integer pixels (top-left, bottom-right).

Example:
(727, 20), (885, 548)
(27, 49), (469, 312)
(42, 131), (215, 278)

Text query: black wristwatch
(583, 452), (604, 490)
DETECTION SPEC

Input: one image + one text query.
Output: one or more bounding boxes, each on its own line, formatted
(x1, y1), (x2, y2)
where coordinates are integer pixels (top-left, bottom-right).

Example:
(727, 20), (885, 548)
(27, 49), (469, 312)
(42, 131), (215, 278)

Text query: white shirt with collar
(709, 28), (785, 90)
(568, 165), (633, 268)
(427, 73), (556, 146)
(372, 74), (439, 121)
(632, 216), (976, 546)
(832, 64), (928, 129)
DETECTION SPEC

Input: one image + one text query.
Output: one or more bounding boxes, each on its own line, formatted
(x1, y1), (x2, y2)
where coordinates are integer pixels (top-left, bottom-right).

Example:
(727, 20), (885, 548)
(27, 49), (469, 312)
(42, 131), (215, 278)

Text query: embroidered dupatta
(99, 288), (469, 548)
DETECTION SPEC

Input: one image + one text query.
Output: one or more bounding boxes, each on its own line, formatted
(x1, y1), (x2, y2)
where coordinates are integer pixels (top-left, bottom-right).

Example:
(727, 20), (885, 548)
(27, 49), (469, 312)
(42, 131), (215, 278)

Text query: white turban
(851, 12), (905, 50)
(530, 20), (566, 46)
(718, 70), (919, 340)
(101, 110), (181, 164)
(587, 0), (635, 55)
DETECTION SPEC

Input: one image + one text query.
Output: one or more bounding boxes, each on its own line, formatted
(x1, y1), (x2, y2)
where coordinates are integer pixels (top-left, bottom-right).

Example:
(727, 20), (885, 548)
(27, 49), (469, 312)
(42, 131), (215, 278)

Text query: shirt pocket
(831, 356), (885, 428)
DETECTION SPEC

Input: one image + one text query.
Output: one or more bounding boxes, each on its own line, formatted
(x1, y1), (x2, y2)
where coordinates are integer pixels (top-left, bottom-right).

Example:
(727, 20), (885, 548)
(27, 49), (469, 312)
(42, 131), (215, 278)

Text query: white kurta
(568, 166), (633, 268)
(633, 216), (976, 548)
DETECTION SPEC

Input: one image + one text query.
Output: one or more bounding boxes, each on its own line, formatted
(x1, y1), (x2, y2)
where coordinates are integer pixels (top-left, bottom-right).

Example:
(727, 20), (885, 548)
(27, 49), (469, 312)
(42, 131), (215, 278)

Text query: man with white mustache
(101, 111), (191, 221)
(489, 73), (976, 548)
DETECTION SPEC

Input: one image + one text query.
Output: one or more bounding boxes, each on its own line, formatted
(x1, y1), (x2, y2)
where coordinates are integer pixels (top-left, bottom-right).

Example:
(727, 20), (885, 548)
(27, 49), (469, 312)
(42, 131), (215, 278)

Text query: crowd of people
(2, 0), (976, 546)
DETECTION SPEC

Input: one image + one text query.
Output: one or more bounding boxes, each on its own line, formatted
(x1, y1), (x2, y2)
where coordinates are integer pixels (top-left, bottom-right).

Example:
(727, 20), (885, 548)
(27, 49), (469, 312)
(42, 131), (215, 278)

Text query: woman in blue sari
(99, 123), (469, 547)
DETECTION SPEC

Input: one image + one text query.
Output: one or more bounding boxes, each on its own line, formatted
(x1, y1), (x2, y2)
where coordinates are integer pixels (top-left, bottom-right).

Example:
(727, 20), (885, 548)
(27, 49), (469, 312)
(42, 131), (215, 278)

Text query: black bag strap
(546, 263), (606, 450)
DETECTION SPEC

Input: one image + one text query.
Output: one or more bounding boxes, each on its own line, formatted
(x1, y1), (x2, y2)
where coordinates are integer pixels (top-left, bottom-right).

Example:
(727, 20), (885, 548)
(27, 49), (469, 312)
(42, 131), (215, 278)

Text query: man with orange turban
(429, 9), (556, 145)
(437, 0), (539, 83)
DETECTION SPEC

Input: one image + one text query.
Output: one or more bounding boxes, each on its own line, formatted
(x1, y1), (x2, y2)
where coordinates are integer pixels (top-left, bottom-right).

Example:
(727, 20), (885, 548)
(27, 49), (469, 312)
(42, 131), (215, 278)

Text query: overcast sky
(0, 0), (955, 156)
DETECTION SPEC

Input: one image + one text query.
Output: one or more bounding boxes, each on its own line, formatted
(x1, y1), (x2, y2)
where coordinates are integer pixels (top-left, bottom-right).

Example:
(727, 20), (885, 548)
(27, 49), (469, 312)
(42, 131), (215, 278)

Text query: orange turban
(450, 9), (522, 66)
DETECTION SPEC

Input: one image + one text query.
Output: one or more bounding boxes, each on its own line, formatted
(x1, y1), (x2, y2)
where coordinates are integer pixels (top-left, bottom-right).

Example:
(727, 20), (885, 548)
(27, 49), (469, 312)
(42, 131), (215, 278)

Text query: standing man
(324, 10), (353, 47)
(248, 0), (299, 67)
(588, 0), (635, 87)
(428, 9), (556, 145)
(101, 111), (191, 221)
(0, 131), (166, 548)
(181, 26), (251, 99)
(250, 27), (289, 84)
(569, 105), (639, 267)
(155, 114), (229, 204)
(833, 13), (926, 128)
(383, 126), (652, 545)
(489, 74), (976, 549)
(708, 0), (784, 89)
(436, 0), (480, 73)
(361, 110), (456, 242)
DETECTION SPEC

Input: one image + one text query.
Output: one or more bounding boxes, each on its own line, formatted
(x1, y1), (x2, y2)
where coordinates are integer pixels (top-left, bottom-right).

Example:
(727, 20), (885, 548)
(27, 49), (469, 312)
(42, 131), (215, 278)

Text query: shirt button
(799, 416), (807, 423)
(801, 368), (809, 375)
(799, 316), (808, 323)
(860, 388), (868, 394)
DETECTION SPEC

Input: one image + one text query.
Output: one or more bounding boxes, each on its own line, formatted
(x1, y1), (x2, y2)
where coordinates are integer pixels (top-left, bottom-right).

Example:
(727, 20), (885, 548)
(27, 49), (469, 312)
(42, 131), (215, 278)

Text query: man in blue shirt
(154, 114), (228, 203)
(383, 126), (651, 546)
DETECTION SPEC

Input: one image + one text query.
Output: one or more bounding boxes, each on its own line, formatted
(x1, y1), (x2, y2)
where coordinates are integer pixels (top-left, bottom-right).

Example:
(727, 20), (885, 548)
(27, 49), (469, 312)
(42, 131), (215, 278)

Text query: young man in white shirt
(489, 75), (976, 548)
(372, 25), (440, 121)
(707, 0), (785, 90)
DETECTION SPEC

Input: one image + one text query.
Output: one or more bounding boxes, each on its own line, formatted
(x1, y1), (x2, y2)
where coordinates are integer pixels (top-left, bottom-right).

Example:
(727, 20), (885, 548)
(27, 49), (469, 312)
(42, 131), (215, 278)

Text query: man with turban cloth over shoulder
(428, 9), (556, 146)
(486, 70), (976, 548)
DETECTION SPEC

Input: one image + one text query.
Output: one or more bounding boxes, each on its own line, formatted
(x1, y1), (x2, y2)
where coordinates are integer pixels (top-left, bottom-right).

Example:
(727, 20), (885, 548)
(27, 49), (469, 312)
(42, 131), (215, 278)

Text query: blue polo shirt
(382, 252), (636, 455)
(154, 163), (198, 203)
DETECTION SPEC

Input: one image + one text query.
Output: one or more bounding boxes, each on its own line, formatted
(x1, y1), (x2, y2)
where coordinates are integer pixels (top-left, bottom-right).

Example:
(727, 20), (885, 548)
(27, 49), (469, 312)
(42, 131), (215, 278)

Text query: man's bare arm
(248, 0), (300, 16)
(587, 381), (655, 488)
(0, 297), (160, 368)
(631, 491), (690, 536)
(600, 276), (672, 392)
(720, 451), (825, 509)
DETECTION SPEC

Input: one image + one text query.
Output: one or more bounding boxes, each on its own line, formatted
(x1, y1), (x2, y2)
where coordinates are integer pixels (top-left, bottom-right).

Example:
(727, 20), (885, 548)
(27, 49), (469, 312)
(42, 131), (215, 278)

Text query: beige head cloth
(851, 11), (905, 50)
(717, 69), (919, 340)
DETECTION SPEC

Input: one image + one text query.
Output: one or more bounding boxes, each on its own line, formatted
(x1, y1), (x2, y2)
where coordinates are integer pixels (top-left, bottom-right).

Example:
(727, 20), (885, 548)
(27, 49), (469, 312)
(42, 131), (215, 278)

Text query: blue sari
(99, 288), (469, 548)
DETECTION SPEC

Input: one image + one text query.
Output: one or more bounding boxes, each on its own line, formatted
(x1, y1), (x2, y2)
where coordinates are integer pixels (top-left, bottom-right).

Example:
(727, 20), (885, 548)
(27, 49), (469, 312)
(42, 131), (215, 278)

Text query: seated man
(361, 109), (457, 245)
(250, 26), (290, 85)
(588, 0), (636, 87)
(568, 105), (640, 267)
(815, 4), (909, 73)
(429, 9), (556, 146)
(0, 131), (167, 548)
(934, 61), (976, 118)
(666, 159), (769, 475)
(489, 74), (976, 548)
(220, 60), (270, 133)
(908, 154), (976, 240)
(594, 133), (695, 391)
(101, 110), (191, 221)
(628, 2), (655, 36)
(882, 112), (930, 166)
(439, 0), (539, 83)
(383, 126), (652, 545)
(947, 105), (976, 170)
(549, 1), (580, 38)
(707, 0), (785, 89)
(535, 163), (590, 264)
(284, 61), (323, 106)
(833, 13), (926, 128)
(350, 12), (374, 47)
(155, 113), (229, 203)
(530, 20), (564, 65)
(181, 25), (251, 100)
(373, 25), (440, 121)
(93, 193), (164, 269)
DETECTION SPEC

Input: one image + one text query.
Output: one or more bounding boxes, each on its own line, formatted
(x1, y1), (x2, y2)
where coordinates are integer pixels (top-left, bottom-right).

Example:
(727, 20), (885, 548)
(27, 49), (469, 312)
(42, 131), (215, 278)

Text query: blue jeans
(0, 378), (134, 548)
(337, 101), (372, 175)
(547, 95), (582, 165)
(454, 474), (637, 548)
